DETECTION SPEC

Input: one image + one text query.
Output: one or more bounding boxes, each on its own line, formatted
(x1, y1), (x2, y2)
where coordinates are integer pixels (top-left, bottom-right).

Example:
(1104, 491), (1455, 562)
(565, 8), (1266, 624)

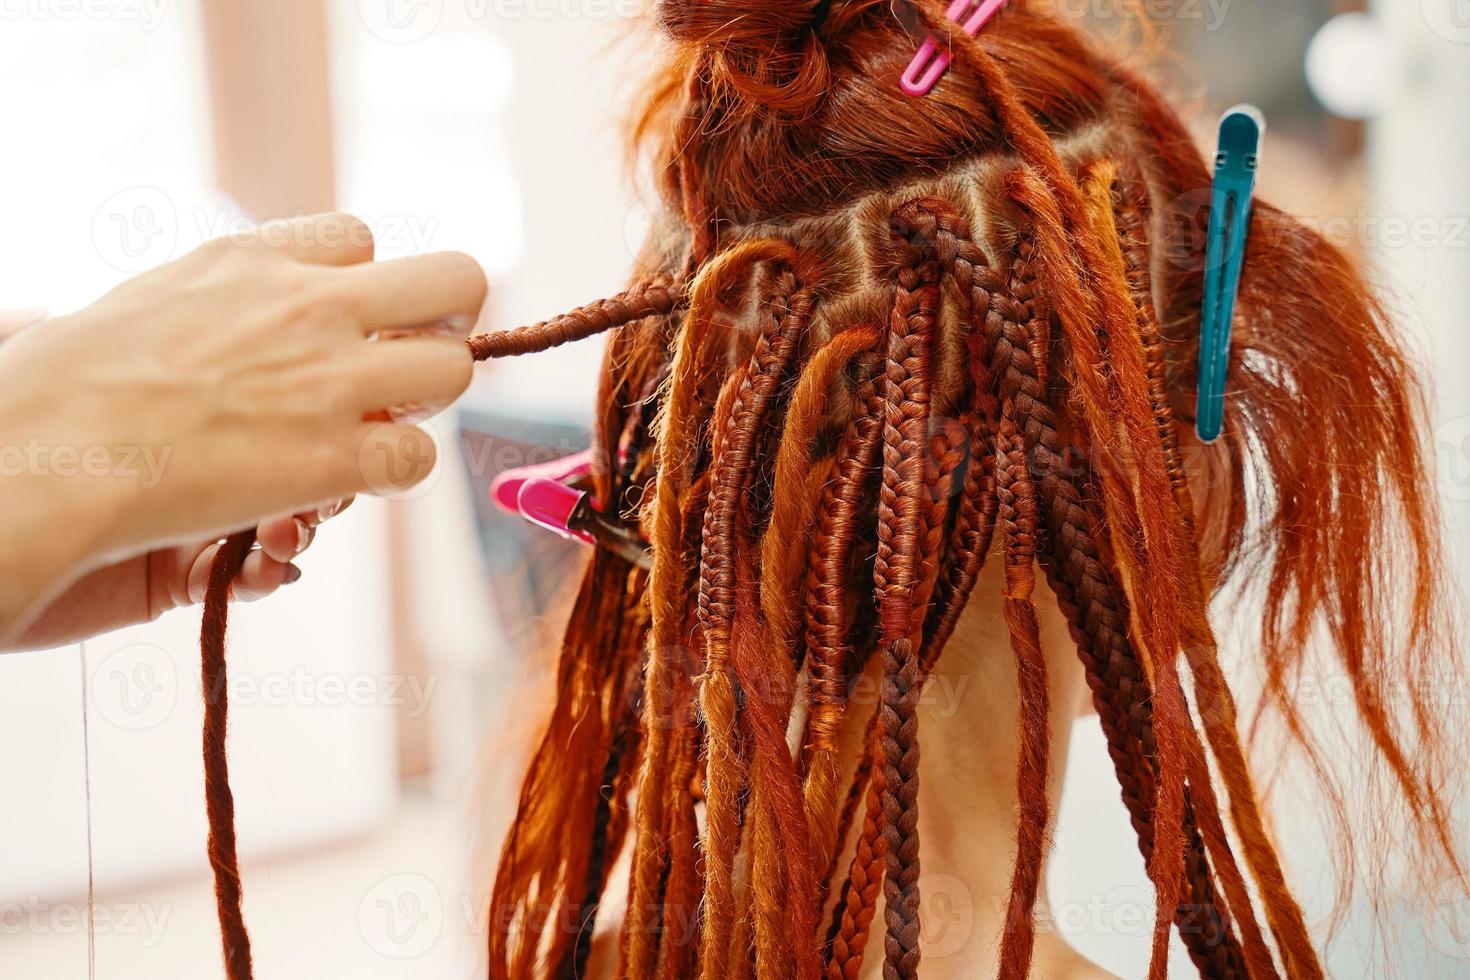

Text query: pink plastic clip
(899, 0), (1008, 98)
(490, 449), (597, 546)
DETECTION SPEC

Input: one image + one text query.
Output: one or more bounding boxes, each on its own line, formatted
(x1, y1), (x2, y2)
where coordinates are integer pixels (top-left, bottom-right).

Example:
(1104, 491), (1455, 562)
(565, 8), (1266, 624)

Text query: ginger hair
(196, 2), (1464, 978)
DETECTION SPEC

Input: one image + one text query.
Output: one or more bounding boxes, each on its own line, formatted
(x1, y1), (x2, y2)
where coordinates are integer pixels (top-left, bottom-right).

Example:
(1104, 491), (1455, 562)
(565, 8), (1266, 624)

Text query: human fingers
(249, 212), (377, 267)
(351, 421), (439, 498)
(334, 251), (487, 335)
(184, 541), (221, 605)
(184, 543), (299, 604)
(343, 337), (472, 415)
(230, 549), (301, 602)
(256, 515), (314, 564)
(299, 496), (354, 527)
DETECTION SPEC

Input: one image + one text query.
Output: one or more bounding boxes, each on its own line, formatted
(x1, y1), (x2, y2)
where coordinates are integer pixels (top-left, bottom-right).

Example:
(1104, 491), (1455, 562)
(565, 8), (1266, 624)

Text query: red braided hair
(195, 4), (1464, 979)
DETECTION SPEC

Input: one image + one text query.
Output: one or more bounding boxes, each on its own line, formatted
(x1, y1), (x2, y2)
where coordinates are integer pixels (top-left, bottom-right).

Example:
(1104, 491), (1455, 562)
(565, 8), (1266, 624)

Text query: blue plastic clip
(1197, 104), (1264, 444)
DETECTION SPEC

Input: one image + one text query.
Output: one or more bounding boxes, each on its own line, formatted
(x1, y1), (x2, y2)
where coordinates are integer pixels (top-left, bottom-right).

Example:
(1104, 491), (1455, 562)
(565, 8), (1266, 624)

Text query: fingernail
(293, 518), (314, 556)
(443, 312), (477, 335)
(389, 403), (430, 423)
(285, 565), (303, 585)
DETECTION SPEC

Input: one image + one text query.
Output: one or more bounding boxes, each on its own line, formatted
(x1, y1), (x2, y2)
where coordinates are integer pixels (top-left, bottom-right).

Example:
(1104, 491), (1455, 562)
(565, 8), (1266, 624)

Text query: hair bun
(653, 0), (821, 49)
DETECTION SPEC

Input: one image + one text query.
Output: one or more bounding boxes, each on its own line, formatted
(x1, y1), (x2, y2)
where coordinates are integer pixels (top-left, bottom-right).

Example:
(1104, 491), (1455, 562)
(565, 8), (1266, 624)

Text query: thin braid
(697, 364), (756, 980)
(1001, 232), (1248, 979)
(200, 529), (257, 980)
(657, 471), (717, 978)
(911, 412), (966, 626)
(565, 673), (640, 980)
(827, 236), (950, 980)
(803, 371), (886, 877)
(801, 365), (962, 923)
(699, 267), (821, 980)
(822, 742), (874, 906)
(993, 337), (1051, 980)
(913, 200), (1247, 977)
(1103, 163), (1321, 980)
(750, 330), (880, 933)
(827, 759), (886, 980)
(643, 487), (720, 976)
(874, 229), (941, 980)
(764, 327), (884, 652)
(896, 208), (1051, 975)
(467, 281), (681, 361)
(906, 22), (1199, 965)
(734, 291), (826, 980)
(626, 245), (790, 975)
(822, 214), (1004, 978)
(910, 208), (1005, 676)
(1003, 170), (1191, 980)
(919, 403), (999, 677)
(656, 678), (706, 979)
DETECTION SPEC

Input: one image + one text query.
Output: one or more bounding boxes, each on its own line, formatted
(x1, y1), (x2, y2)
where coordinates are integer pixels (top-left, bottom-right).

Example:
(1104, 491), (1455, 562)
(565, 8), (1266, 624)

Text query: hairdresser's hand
(0, 213), (485, 645)
(13, 500), (352, 650)
(13, 499), (349, 652)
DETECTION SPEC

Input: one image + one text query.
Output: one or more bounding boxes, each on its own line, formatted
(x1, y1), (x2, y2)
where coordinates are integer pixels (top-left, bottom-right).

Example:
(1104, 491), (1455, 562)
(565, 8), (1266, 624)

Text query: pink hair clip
(900, 0), (1009, 98)
(490, 448), (651, 568)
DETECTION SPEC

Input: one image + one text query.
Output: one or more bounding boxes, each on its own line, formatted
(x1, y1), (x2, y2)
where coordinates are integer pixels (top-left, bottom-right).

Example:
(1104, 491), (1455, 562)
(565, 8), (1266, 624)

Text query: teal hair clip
(1197, 104), (1264, 444)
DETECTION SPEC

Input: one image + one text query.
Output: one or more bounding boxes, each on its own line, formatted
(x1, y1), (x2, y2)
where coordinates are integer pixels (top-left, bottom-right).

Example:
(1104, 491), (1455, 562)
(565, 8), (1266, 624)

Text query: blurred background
(0, 1), (1465, 977)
